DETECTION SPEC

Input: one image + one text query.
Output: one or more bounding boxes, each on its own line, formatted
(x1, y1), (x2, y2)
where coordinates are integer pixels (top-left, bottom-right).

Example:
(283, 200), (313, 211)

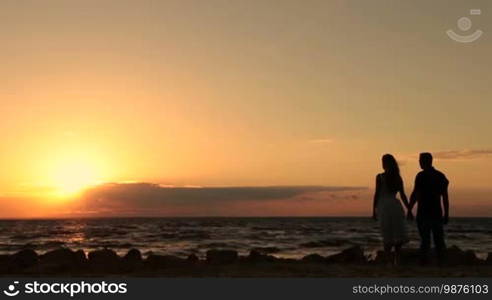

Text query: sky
(0, 0), (491, 218)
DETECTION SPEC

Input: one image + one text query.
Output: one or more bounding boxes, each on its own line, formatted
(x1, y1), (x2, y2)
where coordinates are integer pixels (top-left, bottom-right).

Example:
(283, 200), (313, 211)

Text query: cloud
(400, 149), (492, 161)
(432, 149), (492, 160)
(75, 183), (367, 217)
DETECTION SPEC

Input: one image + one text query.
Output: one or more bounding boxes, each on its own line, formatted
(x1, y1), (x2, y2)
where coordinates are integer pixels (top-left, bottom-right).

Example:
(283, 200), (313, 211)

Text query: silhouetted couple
(372, 152), (449, 265)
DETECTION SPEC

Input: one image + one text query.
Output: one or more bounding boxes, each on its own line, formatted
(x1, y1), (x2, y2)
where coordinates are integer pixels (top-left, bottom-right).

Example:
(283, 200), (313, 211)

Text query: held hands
(443, 214), (449, 225)
(406, 210), (414, 221)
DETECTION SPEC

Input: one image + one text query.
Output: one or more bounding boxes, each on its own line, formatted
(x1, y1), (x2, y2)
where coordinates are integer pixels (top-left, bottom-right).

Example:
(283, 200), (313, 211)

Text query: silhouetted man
(408, 152), (449, 263)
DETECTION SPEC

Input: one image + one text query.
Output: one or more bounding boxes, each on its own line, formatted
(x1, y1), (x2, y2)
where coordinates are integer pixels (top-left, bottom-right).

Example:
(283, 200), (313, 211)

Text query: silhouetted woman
(372, 154), (410, 265)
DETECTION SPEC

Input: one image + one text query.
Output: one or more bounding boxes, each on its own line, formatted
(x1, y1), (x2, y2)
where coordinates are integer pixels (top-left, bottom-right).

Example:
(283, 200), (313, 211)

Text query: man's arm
(408, 174), (420, 211)
(442, 179), (449, 224)
(407, 174), (420, 221)
(409, 190), (417, 211)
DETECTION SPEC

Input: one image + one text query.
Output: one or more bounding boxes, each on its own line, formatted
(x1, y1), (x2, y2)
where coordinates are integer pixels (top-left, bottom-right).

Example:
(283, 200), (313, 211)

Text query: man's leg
(432, 219), (446, 264)
(417, 218), (431, 263)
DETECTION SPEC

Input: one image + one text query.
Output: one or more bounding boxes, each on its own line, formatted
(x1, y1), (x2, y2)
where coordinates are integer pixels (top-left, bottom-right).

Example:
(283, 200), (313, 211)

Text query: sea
(0, 217), (491, 259)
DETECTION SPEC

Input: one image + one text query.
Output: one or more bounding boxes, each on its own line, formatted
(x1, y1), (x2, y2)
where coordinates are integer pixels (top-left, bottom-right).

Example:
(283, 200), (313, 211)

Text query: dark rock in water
(326, 246), (366, 264)
(374, 249), (420, 265)
(121, 249), (143, 272)
(11, 249), (39, 269)
(0, 255), (11, 273)
(74, 250), (87, 264)
(446, 245), (480, 266)
(39, 248), (87, 271)
(464, 250), (480, 265)
(246, 250), (277, 263)
(302, 254), (326, 263)
(146, 255), (186, 268)
(187, 254), (199, 263)
(89, 249), (119, 263)
(42, 248), (74, 263)
(373, 246), (482, 266)
(123, 249), (142, 263)
(88, 249), (120, 271)
(206, 250), (238, 264)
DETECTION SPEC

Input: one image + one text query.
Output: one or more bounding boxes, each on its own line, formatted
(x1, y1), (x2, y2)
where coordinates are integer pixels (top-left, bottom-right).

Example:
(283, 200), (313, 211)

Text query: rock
(11, 249), (39, 269)
(41, 248), (76, 264)
(302, 253), (325, 263)
(206, 250), (238, 264)
(373, 248), (421, 265)
(463, 250), (480, 265)
(123, 249), (142, 264)
(146, 255), (186, 268)
(88, 249), (120, 271)
(121, 249), (143, 271)
(88, 249), (119, 263)
(74, 250), (87, 264)
(187, 254), (199, 263)
(446, 246), (480, 266)
(326, 246), (366, 264)
(39, 248), (87, 272)
(0, 255), (11, 273)
(372, 246), (482, 266)
(246, 250), (277, 263)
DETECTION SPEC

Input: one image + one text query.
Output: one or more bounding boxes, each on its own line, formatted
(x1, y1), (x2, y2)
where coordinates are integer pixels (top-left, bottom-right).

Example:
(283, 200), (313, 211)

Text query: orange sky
(0, 0), (491, 218)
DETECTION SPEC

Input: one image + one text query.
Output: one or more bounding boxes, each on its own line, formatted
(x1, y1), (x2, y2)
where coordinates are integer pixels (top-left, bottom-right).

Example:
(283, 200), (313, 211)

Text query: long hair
(381, 154), (402, 192)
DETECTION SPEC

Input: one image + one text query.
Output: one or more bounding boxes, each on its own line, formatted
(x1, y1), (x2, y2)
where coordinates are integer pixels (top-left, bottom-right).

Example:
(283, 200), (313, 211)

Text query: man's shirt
(414, 167), (449, 219)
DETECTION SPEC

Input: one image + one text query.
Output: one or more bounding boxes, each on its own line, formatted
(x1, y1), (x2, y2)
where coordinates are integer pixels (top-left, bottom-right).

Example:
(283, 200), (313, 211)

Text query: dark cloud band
(77, 183), (367, 216)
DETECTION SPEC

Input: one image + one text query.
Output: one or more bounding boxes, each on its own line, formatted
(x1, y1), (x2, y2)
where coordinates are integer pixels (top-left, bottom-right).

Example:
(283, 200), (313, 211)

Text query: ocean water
(0, 217), (491, 259)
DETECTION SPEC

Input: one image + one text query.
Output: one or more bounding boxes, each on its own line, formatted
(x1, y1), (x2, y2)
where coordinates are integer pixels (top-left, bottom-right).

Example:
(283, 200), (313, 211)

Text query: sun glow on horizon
(44, 151), (108, 198)
(52, 162), (102, 197)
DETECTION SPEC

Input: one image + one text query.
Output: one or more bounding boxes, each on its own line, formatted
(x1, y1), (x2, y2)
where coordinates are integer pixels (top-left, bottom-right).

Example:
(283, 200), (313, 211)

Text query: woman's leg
(384, 244), (393, 265)
(394, 243), (402, 266)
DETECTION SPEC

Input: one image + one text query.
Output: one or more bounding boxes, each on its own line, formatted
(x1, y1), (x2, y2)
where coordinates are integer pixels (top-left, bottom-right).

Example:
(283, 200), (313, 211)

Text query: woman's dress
(377, 174), (409, 246)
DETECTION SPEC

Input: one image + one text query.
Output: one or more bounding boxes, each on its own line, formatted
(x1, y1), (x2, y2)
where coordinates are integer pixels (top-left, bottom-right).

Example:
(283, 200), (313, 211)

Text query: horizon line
(1, 215), (491, 221)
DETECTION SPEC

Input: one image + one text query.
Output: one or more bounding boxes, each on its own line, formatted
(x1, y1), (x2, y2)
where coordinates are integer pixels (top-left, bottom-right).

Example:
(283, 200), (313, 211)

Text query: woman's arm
(372, 175), (380, 220)
(400, 178), (414, 220)
(399, 182), (410, 210)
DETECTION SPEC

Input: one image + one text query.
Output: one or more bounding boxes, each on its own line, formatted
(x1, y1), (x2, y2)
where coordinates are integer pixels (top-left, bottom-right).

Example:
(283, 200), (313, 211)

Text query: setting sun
(43, 151), (108, 198)
(52, 161), (102, 196)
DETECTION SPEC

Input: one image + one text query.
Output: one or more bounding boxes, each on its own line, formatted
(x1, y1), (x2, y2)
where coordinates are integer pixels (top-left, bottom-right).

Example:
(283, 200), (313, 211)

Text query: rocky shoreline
(1, 246), (491, 277)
